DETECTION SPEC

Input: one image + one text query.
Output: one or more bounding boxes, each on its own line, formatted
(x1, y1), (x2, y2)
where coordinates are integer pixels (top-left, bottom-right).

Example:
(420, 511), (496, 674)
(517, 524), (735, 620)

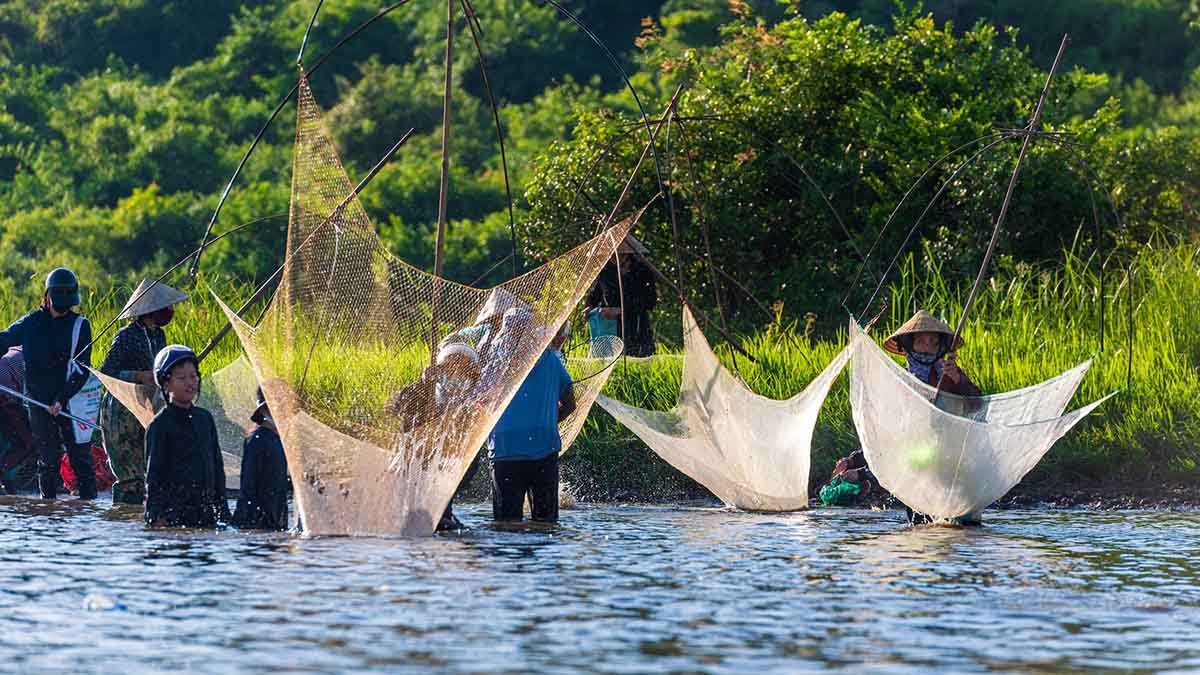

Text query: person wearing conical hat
(884, 310), (981, 397)
(885, 310), (984, 526)
(99, 279), (189, 505)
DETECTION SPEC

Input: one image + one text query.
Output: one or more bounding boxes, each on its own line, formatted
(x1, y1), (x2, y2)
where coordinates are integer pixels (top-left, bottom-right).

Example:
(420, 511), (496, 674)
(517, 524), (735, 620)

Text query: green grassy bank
(2, 244), (1197, 501)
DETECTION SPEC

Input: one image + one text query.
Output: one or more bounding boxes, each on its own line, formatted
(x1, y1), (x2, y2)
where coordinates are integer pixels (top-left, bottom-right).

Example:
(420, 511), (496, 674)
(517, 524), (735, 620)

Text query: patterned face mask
(906, 350), (944, 384)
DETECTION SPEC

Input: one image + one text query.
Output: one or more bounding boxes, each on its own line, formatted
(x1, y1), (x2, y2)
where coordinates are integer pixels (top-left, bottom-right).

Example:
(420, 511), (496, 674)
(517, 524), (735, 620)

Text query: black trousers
(28, 406), (96, 500)
(490, 453), (559, 522)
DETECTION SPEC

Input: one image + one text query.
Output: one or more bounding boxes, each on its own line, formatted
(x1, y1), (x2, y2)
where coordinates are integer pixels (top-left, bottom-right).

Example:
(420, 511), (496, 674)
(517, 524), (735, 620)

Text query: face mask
(51, 302), (72, 313)
(150, 306), (175, 327)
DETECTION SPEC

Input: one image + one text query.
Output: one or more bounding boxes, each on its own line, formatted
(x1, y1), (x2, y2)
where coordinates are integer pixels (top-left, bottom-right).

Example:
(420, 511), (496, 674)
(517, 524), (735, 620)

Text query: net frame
(598, 306), (851, 511)
(216, 74), (638, 536)
(848, 321), (1114, 519)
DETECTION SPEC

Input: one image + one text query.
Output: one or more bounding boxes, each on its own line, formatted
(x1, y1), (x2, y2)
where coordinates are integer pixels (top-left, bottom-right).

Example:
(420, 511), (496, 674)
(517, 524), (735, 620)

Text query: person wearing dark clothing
(488, 346), (575, 522)
(144, 345), (229, 528)
(585, 235), (658, 357)
(99, 280), (186, 504)
(884, 310), (982, 398)
(0, 268), (96, 500)
(0, 347), (35, 493)
(233, 388), (289, 530)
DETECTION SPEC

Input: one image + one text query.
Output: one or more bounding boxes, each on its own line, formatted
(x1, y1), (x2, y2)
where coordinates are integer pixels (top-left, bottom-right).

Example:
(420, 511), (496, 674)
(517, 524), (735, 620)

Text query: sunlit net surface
(91, 358), (258, 489)
(599, 307), (850, 511)
(559, 336), (624, 455)
(848, 321), (1113, 519)
(217, 74), (634, 536)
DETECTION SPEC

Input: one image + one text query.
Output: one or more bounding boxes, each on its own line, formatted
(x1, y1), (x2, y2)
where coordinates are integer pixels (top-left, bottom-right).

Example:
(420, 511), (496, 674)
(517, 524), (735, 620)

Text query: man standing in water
(0, 268), (97, 500)
(487, 309), (575, 522)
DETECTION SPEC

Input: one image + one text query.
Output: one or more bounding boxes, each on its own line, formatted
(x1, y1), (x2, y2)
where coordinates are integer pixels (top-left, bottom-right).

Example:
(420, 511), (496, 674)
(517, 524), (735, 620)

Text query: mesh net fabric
(216, 74), (636, 537)
(598, 306), (851, 511)
(91, 358), (259, 489)
(848, 321), (1113, 519)
(559, 336), (624, 455)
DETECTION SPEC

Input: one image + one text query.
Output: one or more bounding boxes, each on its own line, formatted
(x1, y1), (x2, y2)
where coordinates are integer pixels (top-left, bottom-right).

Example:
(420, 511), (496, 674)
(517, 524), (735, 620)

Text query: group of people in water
(0, 237), (982, 531)
(0, 269), (289, 529)
(0, 242), (657, 532)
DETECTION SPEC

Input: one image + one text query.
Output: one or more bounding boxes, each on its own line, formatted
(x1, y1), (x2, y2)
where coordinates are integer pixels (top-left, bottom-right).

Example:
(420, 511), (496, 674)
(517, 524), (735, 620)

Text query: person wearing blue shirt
(488, 347), (575, 522)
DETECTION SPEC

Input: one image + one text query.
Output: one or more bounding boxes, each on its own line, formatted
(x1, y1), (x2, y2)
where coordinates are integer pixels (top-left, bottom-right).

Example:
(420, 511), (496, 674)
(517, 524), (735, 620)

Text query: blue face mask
(906, 351), (944, 383)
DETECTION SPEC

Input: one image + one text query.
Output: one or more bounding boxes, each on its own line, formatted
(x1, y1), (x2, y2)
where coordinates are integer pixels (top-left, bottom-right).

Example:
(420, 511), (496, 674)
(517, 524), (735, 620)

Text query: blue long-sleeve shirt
(0, 308), (92, 407)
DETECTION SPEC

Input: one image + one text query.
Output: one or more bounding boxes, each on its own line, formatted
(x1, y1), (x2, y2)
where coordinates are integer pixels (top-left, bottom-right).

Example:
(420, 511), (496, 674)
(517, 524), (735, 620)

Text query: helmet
(45, 267), (80, 308)
(153, 345), (199, 385)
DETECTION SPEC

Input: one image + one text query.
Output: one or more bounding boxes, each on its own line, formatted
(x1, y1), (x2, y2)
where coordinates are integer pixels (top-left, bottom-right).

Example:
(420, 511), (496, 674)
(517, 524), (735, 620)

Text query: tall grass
(4, 245), (1197, 497)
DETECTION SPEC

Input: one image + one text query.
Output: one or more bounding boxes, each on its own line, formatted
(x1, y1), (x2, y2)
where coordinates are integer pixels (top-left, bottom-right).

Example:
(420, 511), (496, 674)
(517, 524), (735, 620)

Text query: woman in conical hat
(885, 311), (985, 526)
(884, 309), (980, 397)
(99, 279), (189, 504)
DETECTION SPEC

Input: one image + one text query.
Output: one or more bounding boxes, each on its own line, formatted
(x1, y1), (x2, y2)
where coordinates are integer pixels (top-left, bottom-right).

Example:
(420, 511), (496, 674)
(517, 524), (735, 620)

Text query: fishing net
(91, 357), (259, 489)
(598, 306), (851, 511)
(217, 74), (636, 536)
(848, 321), (1113, 520)
(559, 336), (624, 454)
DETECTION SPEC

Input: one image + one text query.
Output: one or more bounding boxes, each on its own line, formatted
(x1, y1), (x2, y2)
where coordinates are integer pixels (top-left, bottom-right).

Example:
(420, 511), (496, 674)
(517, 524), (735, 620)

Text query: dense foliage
(0, 1), (1195, 319)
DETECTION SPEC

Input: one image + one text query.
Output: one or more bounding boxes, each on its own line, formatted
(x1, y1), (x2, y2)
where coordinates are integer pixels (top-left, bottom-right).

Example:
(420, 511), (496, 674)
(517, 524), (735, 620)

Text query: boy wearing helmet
(0, 268), (97, 500)
(144, 345), (230, 528)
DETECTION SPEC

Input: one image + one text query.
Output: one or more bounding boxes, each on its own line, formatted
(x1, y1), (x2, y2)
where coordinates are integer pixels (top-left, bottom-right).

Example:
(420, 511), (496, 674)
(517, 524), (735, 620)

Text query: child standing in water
(144, 345), (230, 528)
(233, 387), (289, 531)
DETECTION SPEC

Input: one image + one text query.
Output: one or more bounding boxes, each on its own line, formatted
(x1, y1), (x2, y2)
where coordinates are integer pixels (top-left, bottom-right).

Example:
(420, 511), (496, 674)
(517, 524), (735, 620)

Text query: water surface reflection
(1, 498), (1198, 672)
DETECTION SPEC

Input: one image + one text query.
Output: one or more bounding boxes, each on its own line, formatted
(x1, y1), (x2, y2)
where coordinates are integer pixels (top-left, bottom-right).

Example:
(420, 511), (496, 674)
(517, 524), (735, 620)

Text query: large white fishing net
(91, 357), (258, 489)
(559, 336), (623, 455)
(598, 306), (851, 511)
(216, 74), (635, 537)
(848, 321), (1113, 519)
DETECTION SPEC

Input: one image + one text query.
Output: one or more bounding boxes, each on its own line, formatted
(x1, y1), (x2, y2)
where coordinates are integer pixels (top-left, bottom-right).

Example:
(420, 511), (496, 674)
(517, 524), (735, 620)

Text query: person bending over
(385, 343), (483, 531)
(144, 345), (230, 528)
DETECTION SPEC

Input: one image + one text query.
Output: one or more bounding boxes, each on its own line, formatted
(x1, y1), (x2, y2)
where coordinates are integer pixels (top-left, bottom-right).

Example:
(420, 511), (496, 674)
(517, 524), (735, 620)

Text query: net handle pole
(0, 383), (101, 431)
(189, 0), (417, 283)
(934, 34), (1069, 400)
(434, 0), (454, 278)
(430, 0), (455, 355)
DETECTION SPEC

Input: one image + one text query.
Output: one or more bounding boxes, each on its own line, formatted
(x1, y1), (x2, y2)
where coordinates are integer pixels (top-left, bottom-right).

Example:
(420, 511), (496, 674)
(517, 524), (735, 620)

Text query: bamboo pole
(934, 34), (1070, 399)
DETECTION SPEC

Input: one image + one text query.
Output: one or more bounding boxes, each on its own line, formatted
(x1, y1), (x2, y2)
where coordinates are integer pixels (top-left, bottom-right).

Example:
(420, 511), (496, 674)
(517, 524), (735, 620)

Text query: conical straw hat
(118, 279), (190, 321)
(883, 309), (964, 355)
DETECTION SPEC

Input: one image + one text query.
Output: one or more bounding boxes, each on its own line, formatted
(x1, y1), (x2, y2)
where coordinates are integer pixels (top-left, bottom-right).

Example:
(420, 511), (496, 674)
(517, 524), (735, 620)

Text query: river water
(1, 497), (1198, 673)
